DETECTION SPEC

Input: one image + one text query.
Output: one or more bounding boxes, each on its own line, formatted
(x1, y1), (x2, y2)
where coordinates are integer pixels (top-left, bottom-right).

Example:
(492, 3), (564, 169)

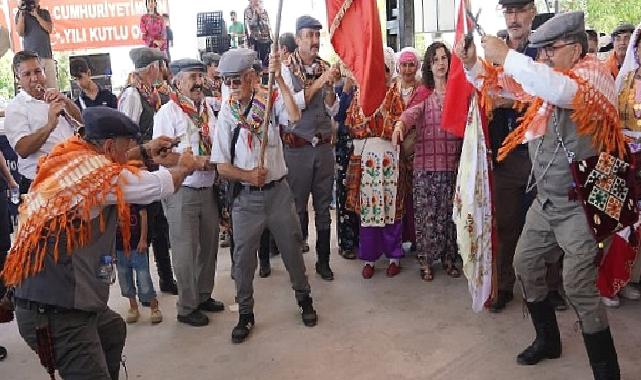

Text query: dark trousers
(16, 307), (126, 380)
(493, 151), (563, 293)
(146, 201), (174, 285)
(0, 191), (9, 298)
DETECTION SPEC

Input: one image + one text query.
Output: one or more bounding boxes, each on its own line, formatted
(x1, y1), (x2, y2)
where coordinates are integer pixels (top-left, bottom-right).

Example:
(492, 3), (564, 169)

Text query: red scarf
(170, 92), (212, 156)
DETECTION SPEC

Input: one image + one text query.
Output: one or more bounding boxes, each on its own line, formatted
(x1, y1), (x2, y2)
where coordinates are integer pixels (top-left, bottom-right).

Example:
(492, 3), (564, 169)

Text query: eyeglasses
(223, 76), (242, 86)
(539, 42), (576, 58)
(502, 6), (532, 16)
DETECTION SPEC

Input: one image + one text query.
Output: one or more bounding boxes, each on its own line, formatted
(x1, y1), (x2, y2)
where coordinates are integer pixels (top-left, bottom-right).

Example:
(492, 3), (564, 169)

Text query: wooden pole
(258, 0), (284, 169)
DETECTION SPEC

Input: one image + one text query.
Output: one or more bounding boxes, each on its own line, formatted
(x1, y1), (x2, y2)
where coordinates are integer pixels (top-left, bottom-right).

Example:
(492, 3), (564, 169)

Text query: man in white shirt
(153, 58), (223, 327)
(213, 48), (318, 343)
(5, 50), (81, 195)
(120, 47), (178, 295)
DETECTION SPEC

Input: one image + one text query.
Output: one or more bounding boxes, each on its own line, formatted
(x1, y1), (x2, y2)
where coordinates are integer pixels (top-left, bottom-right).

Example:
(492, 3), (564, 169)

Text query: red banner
(5, 0), (168, 52)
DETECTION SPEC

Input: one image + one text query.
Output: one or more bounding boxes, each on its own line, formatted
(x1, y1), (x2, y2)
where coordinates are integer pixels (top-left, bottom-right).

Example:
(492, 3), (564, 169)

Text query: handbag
(401, 127), (416, 162)
(549, 109), (639, 242)
(345, 140), (367, 213)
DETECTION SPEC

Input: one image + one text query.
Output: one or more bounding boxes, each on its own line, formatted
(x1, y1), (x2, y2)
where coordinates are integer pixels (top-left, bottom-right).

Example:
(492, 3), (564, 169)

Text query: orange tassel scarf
(477, 56), (626, 162)
(1, 136), (141, 287)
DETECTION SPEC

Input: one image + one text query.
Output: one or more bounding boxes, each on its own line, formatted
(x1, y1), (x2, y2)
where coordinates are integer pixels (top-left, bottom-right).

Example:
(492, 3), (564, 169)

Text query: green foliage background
(563, 0), (641, 33)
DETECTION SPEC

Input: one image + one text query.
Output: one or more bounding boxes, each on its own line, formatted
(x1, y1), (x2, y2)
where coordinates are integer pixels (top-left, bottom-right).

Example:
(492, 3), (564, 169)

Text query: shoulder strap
(230, 125), (242, 165)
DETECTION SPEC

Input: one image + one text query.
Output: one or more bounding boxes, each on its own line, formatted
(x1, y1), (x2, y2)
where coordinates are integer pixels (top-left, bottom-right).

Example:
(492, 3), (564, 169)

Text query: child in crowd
(116, 204), (162, 324)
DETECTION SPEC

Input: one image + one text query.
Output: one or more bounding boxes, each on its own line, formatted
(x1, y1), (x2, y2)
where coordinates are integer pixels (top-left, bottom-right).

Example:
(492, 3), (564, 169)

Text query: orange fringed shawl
(1, 136), (140, 287)
(477, 56), (626, 162)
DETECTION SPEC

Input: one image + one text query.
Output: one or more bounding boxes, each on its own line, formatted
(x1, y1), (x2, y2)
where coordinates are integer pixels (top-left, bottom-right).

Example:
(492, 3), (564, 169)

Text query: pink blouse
(400, 92), (463, 172)
(140, 13), (167, 53)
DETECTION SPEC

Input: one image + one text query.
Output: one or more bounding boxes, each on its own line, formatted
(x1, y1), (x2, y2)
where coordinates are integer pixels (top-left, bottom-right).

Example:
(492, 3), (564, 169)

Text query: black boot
(232, 313), (255, 344)
(315, 229), (334, 281)
(298, 296), (318, 327)
(517, 298), (562, 365)
(489, 290), (514, 313)
(583, 328), (620, 380)
(258, 229), (272, 278)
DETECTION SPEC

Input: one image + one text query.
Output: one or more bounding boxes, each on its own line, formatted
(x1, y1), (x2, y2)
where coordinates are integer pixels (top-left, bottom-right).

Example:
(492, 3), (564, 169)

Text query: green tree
(54, 52), (71, 92)
(0, 53), (15, 100)
(563, 0), (641, 34)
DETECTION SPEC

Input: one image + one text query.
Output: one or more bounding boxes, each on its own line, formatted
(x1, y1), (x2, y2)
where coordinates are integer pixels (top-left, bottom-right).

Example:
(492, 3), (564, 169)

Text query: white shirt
(153, 99), (217, 188)
(4, 90), (75, 180)
(118, 87), (143, 123)
(465, 50), (578, 109)
(211, 87), (289, 184)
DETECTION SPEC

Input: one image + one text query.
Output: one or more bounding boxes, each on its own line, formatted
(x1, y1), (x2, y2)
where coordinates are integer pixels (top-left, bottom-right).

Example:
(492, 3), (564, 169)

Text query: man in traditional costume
(488, 0), (566, 313)
(119, 47), (177, 295)
(2, 107), (204, 379)
(606, 23), (635, 79)
(458, 12), (624, 378)
(280, 16), (339, 280)
(153, 59), (223, 327)
(212, 48), (317, 343)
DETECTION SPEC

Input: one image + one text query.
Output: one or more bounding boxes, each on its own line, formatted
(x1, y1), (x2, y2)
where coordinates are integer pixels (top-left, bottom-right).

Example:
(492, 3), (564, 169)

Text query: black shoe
(340, 249), (357, 260)
(0, 346), (7, 361)
(232, 313), (255, 343)
(298, 297), (318, 327)
(547, 290), (568, 311)
(302, 241), (310, 253)
(177, 310), (209, 327)
(315, 262), (334, 281)
(583, 328), (620, 380)
(259, 263), (272, 278)
(516, 298), (562, 365)
(141, 301), (151, 307)
(489, 291), (514, 313)
(315, 229), (334, 281)
(159, 279), (178, 295)
(198, 298), (225, 313)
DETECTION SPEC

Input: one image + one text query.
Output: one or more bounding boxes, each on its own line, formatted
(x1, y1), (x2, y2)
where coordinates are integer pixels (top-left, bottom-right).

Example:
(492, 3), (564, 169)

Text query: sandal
(0, 346), (7, 361)
(445, 261), (461, 278)
(419, 266), (434, 282)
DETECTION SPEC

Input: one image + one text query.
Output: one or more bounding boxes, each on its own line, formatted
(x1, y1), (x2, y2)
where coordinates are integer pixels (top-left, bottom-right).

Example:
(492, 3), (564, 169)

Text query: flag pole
(258, 0), (284, 169)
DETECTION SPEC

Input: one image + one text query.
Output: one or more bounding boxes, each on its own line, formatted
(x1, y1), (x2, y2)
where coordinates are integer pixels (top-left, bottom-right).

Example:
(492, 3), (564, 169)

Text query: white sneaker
(602, 296), (620, 308)
(620, 285), (641, 300)
(126, 308), (140, 323)
(150, 308), (163, 324)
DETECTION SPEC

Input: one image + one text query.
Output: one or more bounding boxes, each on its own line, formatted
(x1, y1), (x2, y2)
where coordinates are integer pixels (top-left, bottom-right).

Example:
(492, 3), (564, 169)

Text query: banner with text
(5, 0), (169, 52)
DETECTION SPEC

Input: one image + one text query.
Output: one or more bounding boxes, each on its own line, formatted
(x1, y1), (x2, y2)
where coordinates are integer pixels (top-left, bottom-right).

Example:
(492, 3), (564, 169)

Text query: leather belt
(243, 176), (285, 192)
(14, 298), (85, 314)
(282, 132), (331, 148)
(182, 185), (211, 191)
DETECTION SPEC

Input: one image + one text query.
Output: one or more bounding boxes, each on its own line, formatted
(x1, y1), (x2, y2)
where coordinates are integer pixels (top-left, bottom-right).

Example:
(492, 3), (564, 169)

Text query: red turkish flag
(441, 0), (475, 137)
(326, 0), (386, 117)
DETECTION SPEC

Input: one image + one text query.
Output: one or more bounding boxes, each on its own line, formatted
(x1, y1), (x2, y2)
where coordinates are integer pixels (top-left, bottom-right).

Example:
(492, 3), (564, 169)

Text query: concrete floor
(1, 220), (641, 380)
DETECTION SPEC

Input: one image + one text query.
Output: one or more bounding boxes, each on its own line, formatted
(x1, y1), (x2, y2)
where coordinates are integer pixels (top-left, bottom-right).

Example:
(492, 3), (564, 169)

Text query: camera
(19, 0), (37, 12)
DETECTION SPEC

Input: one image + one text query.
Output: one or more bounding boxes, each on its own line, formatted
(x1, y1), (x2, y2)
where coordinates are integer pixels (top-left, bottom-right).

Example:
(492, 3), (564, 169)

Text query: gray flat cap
(498, 0), (533, 7)
(129, 47), (165, 69)
(529, 11), (585, 48)
(169, 59), (206, 76)
(201, 52), (221, 67)
(611, 23), (635, 37)
(218, 48), (258, 76)
(296, 16), (322, 33)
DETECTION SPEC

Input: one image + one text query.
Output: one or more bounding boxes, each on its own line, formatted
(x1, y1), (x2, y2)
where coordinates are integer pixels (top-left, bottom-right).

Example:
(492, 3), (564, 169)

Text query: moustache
(508, 23), (522, 29)
(311, 45), (320, 50)
(191, 85), (203, 92)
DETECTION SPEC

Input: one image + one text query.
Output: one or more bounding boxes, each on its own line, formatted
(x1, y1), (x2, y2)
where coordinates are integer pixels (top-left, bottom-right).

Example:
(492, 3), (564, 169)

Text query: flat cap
(611, 23), (635, 37)
(529, 11), (585, 48)
(296, 16), (322, 33)
(129, 47), (165, 69)
(217, 48), (258, 76)
(83, 107), (140, 141)
(201, 52), (221, 66)
(498, 0), (533, 7)
(169, 59), (206, 76)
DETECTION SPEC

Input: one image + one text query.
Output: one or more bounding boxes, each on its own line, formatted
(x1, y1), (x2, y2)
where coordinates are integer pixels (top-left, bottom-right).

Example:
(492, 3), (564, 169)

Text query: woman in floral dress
(140, 0), (168, 57)
(345, 48), (407, 279)
(393, 42), (462, 282)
